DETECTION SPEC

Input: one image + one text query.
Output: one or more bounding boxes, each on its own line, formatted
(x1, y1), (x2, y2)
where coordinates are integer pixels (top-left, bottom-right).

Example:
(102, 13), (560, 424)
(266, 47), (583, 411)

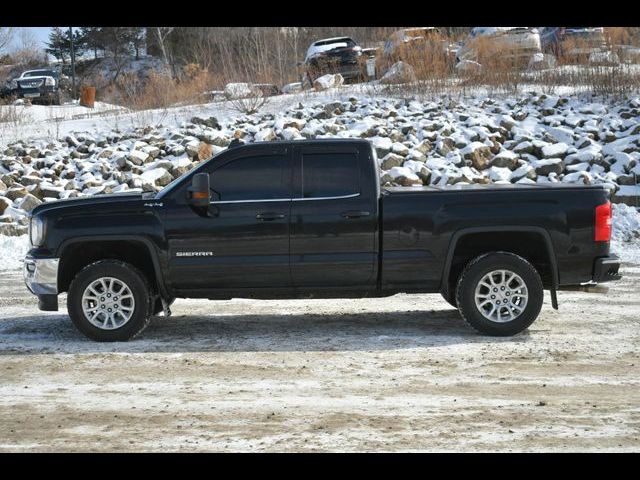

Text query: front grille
(19, 79), (44, 88)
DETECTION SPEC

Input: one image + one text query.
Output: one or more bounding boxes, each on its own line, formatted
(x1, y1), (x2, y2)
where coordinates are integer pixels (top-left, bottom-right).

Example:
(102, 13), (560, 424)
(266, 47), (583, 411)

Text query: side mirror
(188, 173), (210, 207)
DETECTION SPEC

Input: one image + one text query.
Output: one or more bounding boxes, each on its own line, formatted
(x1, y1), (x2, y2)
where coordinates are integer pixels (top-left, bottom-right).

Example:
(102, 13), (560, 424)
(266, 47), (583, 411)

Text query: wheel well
(58, 241), (158, 294)
(445, 231), (554, 293)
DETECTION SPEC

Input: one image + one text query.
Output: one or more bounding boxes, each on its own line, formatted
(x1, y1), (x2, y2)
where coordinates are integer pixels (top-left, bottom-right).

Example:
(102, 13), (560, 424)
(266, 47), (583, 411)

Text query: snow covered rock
(0, 197), (11, 215)
(129, 149), (150, 166)
(313, 74), (344, 91)
(533, 158), (564, 176)
(381, 153), (405, 170)
(18, 194), (42, 212)
(461, 142), (493, 170)
(491, 150), (519, 169)
(255, 128), (276, 142)
(140, 168), (173, 187)
(388, 166), (422, 186)
(282, 82), (302, 94)
(380, 62), (417, 85)
(224, 82), (260, 99)
(541, 142), (569, 159)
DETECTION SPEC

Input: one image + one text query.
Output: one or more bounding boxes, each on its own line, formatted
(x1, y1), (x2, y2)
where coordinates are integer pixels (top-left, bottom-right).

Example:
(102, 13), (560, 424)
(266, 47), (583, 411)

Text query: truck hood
(31, 193), (149, 217)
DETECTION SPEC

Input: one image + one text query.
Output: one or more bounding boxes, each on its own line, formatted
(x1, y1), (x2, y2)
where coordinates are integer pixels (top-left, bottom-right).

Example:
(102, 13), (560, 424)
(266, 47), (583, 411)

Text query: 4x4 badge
(144, 202), (163, 207)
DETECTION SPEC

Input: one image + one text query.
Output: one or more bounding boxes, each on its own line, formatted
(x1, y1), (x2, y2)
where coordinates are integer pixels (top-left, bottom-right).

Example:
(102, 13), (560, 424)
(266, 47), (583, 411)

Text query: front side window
(301, 152), (359, 199)
(210, 155), (289, 201)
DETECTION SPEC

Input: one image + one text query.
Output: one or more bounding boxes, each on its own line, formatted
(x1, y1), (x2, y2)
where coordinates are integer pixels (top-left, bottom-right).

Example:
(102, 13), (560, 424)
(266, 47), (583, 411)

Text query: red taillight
(595, 201), (612, 242)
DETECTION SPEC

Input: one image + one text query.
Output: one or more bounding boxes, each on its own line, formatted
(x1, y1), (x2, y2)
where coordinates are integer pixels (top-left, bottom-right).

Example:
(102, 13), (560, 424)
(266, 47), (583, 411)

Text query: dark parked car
(301, 37), (364, 87)
(539, 27), (607, 61)
(24, 139), (621, 341)
(7, 68), (62, 105)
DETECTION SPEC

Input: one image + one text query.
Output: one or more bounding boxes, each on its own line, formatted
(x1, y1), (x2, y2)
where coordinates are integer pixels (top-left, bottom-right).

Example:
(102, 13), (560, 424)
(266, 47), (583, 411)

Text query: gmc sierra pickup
(24, 139), (622, 341)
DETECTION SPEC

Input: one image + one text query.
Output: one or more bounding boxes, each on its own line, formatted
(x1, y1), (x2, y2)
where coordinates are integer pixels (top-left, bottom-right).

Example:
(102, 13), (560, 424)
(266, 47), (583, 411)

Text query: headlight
(29, 216), (45, 247)
(45, 77), (55, 86)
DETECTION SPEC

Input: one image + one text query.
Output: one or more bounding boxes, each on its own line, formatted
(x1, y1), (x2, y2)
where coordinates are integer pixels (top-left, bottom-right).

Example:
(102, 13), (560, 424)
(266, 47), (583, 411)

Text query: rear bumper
(592, 254), (622, 283)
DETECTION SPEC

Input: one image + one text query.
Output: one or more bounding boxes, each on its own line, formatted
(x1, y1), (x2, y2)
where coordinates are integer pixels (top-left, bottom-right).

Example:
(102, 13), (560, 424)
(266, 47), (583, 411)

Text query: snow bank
(0, 234), (29, 271)
(612, 203), (640, 243)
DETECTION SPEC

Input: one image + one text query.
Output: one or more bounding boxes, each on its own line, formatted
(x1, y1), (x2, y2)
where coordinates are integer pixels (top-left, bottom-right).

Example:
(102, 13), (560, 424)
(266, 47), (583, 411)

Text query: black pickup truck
(24, 139), (621, 341)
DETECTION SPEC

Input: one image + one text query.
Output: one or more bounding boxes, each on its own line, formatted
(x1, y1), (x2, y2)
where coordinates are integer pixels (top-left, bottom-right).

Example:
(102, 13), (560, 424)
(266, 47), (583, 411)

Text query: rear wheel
(456, 252), (543, 336)
(67, 260), (153, 341)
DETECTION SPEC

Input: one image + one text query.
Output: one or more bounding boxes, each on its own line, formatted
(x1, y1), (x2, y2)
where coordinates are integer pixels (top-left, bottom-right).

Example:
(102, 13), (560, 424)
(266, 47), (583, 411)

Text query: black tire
(440, 291), (457, 308)
(455, 252), (543, 336)
(67, 260), (153, 341)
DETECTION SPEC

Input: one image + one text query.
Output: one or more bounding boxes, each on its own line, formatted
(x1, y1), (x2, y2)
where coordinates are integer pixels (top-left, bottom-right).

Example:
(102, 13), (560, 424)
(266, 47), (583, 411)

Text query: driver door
(164, 145), (292, 292)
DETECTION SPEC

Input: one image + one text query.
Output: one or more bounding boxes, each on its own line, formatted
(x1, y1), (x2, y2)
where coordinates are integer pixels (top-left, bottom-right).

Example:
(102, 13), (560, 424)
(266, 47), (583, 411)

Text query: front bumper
(592, 254), (622, 283)
(24, 255), (59, 295)
(16, 86), (58, 100)
(24, 255), (59, 311)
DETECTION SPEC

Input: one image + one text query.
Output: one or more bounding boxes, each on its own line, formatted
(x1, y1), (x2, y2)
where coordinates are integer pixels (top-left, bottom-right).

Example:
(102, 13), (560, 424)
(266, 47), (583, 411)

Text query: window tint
(301, 152), (359, 198)
(210, 155), (289, 201)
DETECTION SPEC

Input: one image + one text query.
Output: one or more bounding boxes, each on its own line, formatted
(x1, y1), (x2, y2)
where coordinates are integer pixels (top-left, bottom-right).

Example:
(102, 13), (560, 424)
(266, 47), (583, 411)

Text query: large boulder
(140, 168), (173, 187)
(461, 142), (493, 170)
(5, 186), (28, 201)
(129, 150), (150, 166)
(224, 82), (261, 99)
(255, 128), (276, 142)
(510, 164), (537, 182)
(379, 62), (416, 85)
(541, 142), (569, 159)
(381, 153), (405, 170)
(19, 193), (42, 212)
(0, 196), (11, 215)
(534, 158), (564, 176)
(491, 150), (519, 169)
(313, 73), (344, 91)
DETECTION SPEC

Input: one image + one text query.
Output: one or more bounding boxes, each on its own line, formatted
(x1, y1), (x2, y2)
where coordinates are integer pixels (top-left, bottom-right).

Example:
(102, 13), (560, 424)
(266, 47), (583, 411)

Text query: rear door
(290, 143), (377, 287)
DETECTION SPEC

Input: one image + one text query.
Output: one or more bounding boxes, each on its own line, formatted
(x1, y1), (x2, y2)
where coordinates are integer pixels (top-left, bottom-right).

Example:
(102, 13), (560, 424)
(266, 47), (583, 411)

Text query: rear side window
(210, 155), (289, 201)
(301, 152), (360, 198)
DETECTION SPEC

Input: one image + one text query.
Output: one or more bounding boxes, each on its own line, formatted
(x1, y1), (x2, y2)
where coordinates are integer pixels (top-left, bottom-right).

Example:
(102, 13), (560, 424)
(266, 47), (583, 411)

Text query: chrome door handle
(341, 210), (370, 219)
(256, 212), (285, 221)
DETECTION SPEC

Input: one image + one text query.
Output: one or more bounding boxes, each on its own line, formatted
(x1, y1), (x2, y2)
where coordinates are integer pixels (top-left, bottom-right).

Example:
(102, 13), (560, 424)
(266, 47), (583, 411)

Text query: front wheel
(67, 260), (153, 341)
(455, 252), (543, 336)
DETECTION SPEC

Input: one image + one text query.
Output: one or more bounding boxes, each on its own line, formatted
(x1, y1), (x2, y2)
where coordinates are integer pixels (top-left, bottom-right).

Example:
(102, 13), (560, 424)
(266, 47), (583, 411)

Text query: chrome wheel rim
(474, 269), (528, 323)
(81, 277), (135, 330)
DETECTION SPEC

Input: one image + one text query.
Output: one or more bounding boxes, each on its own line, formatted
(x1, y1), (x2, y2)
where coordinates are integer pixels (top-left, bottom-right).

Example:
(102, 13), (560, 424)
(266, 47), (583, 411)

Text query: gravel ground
(0, 247), (639, 452)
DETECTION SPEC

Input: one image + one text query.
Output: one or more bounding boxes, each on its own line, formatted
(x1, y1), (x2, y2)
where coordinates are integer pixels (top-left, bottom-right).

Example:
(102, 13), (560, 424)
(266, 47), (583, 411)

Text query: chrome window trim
(210, 193), (360, 205)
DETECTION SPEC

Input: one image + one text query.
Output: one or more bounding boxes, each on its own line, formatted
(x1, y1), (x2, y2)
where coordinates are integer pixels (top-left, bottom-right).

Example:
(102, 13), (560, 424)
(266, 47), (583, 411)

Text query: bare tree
(154, 27), (175, 72)
(0, 27), (15, 53)
(10, 28), (45, 66)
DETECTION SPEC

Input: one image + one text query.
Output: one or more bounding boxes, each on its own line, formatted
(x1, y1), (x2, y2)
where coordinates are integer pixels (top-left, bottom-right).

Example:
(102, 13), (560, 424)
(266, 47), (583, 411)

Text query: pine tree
(46, 27), (69, 64)
(80, 27), (104, 60)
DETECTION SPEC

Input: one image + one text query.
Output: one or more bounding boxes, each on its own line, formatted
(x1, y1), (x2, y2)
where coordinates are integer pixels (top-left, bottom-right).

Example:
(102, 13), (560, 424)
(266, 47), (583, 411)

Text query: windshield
(24, 70), (57, 78)
(313, 37), (356, 48)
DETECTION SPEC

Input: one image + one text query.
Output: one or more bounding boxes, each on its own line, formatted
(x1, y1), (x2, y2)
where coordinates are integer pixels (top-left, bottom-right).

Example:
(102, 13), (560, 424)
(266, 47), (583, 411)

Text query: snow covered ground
(0, 250), (639, 451)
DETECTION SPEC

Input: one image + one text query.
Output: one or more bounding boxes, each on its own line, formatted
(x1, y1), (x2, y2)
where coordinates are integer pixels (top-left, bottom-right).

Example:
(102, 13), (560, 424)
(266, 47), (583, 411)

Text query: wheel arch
(57, 235), (168, 299)
(440, 226), (558, 302)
